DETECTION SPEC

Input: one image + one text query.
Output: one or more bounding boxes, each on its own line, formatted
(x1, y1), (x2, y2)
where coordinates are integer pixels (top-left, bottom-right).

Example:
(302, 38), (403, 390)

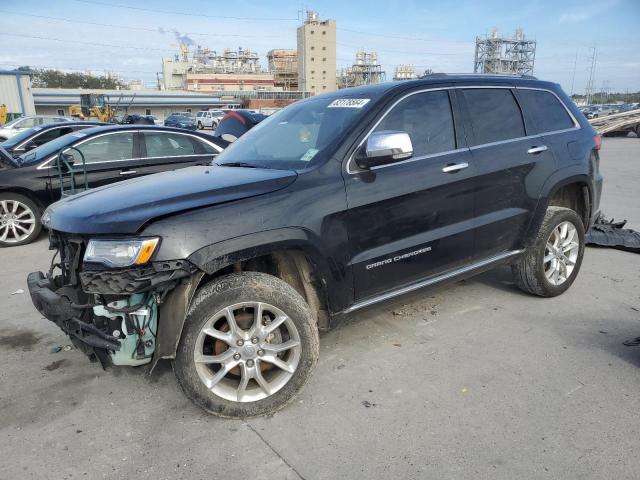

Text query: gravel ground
(0, 135), (638, 480)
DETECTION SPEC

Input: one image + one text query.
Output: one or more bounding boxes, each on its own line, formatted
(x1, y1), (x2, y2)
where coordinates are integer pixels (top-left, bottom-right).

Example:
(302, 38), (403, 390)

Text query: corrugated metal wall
(0, 73), (36, 115)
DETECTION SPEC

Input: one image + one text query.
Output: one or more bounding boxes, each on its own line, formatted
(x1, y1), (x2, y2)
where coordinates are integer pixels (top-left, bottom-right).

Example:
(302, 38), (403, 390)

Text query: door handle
(442, 162), (469, 173)
(119, 170), (137, 175)
(527, 145), (548, 155)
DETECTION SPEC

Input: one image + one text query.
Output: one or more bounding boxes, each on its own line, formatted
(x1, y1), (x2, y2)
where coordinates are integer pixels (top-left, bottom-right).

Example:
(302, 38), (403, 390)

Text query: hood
(47, 165), (297, 234)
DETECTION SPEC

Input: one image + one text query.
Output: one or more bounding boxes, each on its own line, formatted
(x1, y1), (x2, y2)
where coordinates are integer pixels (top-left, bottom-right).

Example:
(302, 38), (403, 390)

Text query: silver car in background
(0, 115), (72, 141)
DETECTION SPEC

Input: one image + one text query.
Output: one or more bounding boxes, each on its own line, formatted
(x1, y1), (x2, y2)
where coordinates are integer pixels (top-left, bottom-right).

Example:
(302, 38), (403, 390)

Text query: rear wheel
(0, 193), (41, 247)
(511, 207), (585, 297)
(174, 272), (319, 418)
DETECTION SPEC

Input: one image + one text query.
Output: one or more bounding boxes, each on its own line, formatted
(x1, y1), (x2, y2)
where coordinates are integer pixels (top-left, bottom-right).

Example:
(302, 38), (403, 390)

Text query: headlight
(84, 237), (160, 268)
(41, 208), (52, 228)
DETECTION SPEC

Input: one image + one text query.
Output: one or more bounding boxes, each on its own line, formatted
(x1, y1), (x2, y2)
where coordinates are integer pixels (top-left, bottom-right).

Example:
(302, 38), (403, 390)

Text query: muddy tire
(173, 272), (319, 418)
(511, 206), (585, 297)
(0, 193), (41, 247)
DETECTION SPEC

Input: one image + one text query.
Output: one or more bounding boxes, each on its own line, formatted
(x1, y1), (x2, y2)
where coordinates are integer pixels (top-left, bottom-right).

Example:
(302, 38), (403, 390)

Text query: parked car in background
(27, 76), (602, 417)
(213, 109), (267, 142)
(164, 113), (197, 130)
(0, 121), (102, 158)
(586, 106), (615, 119)
(196, 109), (225, 130)
(0, 115), (72, 141)
(120, 114), (156, 125)
(0, 125), (225, 246)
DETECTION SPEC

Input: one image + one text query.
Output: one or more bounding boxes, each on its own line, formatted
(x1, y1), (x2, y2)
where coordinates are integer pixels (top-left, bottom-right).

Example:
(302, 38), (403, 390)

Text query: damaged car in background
(28, 75), (602, 418)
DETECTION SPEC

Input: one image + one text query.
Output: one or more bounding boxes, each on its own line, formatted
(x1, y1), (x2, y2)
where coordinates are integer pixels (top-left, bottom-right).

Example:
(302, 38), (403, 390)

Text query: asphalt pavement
(0, 135), (638, 480)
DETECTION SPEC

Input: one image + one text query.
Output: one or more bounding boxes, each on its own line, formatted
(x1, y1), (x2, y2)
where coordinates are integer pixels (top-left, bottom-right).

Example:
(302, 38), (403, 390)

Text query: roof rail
(424, 72), (538, 80)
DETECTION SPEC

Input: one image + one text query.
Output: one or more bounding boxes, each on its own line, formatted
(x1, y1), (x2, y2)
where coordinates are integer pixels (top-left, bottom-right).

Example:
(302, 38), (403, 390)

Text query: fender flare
(187, 227), (336, 285)
(523, 168), (593, 247)
(151, 227), (342, 368)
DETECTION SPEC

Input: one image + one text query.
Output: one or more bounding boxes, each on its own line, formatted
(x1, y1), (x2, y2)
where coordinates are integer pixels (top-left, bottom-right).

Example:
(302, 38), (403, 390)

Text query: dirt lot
(1, 136), (639, 480)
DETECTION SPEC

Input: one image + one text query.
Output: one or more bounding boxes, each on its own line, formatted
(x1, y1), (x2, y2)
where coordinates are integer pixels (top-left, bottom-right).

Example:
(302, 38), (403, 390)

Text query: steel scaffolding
(474, 28), (536, 75)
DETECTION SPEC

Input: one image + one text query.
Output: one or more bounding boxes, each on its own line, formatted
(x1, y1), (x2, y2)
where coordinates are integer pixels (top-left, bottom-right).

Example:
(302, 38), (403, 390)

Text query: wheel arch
(152, 229), (335, 370)
(522, 172), (593, 250)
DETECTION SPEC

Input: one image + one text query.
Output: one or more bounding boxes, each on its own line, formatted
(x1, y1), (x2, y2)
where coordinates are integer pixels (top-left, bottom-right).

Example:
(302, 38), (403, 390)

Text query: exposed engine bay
(28, 232), (197, 368)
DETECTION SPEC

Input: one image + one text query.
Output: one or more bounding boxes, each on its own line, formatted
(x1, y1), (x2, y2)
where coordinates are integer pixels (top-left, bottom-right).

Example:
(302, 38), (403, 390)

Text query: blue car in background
(164, 113), (197, 130)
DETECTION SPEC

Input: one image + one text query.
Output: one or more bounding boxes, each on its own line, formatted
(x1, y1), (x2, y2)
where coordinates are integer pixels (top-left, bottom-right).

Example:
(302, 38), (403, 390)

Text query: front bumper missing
(27, 271), (121, 354)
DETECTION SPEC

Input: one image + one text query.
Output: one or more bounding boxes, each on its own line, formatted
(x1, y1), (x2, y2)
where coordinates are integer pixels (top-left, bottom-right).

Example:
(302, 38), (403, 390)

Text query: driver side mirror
(355, 130), (413, 169)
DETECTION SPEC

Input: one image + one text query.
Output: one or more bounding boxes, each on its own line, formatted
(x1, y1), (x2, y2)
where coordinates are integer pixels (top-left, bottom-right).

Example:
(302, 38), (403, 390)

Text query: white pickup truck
(196, 109), (225, 130)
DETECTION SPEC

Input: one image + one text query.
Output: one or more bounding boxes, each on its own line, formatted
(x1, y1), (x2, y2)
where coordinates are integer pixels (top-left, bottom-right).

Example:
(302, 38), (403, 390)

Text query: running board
(344, 250), (524, 314)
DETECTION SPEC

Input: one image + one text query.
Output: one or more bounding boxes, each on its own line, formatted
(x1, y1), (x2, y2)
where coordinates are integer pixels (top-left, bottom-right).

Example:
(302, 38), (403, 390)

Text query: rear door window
(517, 89), (575, 133)
(462, 88), (525, 145)
(372, 90), (456, 157)
(144, 132), (197, 157)
(70, 132), (135, 164)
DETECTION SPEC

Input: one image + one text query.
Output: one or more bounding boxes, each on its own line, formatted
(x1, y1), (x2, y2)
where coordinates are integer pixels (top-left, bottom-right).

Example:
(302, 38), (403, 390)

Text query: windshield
(1, 126), (45, 148)
(214, 96), (374, 170)
(18, 131), (85, 165)
(2, 117), (26, 128)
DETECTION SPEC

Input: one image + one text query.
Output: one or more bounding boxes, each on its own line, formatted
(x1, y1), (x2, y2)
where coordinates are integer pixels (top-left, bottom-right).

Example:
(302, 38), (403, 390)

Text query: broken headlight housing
(83, 237), (160, 268)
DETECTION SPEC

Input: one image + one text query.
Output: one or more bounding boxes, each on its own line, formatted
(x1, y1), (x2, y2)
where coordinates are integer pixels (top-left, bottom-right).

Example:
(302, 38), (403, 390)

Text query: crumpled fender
(151, 271), (204, 371)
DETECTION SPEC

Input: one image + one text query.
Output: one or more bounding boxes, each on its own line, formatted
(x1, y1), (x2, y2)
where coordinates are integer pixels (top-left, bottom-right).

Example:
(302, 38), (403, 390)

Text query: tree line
(17, 66), (127, 89)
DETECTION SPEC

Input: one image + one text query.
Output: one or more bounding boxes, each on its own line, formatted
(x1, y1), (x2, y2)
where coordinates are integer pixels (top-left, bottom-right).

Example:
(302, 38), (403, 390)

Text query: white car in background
(0, 115), (71, 141)
(196, 109), (225, 130)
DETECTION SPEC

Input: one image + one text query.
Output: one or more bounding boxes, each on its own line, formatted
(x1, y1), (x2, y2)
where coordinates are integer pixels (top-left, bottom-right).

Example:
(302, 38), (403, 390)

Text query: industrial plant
(337, 51), (385, 89)
(2, 10), (548, 122)
(474, 28), (537, 75)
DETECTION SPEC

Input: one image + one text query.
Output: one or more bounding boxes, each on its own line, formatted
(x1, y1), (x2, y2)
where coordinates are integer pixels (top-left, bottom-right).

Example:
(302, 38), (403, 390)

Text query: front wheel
(511, 206), (585, 297)
(0, 193), (41, 247)
(174, 272), (319, 418)
(197, 121), (203, 129)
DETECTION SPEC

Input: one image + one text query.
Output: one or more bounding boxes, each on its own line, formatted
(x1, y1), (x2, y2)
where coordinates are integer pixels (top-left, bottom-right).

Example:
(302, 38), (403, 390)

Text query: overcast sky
(0, 0), (638, 93)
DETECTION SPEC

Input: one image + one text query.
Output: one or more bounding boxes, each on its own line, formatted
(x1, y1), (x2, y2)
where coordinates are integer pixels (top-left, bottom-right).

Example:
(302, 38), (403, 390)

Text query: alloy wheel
(0, 199), (36, 244)
(543, 221), (579, 286)
(194, 301), (302, 403)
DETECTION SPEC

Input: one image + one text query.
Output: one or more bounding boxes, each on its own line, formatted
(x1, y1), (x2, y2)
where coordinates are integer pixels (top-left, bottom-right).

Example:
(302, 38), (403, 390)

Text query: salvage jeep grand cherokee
(28, 75), (603, 417)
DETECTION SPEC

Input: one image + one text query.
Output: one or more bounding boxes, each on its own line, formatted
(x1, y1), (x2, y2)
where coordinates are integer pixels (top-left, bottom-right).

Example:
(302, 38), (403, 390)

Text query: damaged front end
(28, 232), (201, 369)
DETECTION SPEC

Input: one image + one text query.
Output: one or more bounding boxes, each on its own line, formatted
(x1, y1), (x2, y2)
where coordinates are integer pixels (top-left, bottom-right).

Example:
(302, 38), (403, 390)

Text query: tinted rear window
(462, 88), (525, 145)
(518, 89), (575, 133)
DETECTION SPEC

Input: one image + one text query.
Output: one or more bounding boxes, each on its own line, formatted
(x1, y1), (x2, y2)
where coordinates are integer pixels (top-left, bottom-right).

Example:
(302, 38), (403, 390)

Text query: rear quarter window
(517, 89), (575, 133)
(462, 88), (525, 145)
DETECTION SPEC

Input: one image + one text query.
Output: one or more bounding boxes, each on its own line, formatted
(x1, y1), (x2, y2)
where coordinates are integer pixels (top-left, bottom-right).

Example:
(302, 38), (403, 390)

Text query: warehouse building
(32, 88), (242, 121)
(0, 70), (36, 121)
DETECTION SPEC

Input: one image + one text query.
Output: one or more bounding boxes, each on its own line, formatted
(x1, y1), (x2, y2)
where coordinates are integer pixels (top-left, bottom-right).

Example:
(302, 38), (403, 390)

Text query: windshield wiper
(216, 162), (258, 168)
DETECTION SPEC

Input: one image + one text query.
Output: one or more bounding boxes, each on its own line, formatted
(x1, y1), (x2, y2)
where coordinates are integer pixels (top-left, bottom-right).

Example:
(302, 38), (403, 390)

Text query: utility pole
(570, 48), (578, 97)
(585, 46), (597, 105)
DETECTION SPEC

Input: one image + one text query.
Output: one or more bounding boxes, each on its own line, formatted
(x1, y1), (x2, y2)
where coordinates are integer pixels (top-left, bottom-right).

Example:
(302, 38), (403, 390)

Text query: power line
(70, 0), (299, 21)
(0, 12), (469, 58)
(0, 32), (176, 53)
(0, 10), (282, 38)
(337, 27), (441, 43)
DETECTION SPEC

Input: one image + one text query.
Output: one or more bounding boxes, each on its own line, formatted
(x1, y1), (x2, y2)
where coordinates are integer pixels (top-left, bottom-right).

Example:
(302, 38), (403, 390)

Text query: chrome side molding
(345, 249), (524, 313)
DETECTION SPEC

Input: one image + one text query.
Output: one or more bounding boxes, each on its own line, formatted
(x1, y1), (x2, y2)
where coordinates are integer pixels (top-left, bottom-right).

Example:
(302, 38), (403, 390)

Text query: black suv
(28, 75), (602, 417)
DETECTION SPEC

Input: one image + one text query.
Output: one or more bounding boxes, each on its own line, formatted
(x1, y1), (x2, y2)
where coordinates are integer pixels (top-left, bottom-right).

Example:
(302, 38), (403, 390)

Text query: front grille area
(49, 231), (86, 287)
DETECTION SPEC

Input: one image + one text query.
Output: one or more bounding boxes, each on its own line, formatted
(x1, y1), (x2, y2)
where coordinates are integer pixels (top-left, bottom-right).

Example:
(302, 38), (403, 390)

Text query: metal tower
(474, 28), (536, 75)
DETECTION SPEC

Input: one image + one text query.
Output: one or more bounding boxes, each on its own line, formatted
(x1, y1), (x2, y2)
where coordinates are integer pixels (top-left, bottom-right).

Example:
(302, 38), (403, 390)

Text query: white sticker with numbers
(327, 98), (370, 108)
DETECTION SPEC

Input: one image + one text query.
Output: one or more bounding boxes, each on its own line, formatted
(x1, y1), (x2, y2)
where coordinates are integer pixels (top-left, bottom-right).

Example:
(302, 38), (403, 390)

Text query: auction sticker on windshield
(300, 148), (319, 162)
(327, 99), (370, 108)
